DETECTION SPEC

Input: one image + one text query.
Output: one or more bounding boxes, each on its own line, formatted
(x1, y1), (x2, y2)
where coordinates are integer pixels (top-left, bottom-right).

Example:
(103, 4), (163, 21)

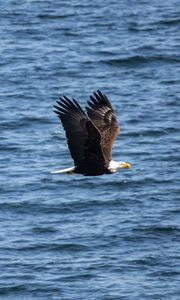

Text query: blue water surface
(0, 0), (180, 299)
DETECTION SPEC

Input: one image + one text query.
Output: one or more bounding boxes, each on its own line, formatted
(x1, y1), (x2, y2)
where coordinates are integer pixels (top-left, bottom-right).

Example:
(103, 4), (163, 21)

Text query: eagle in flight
(51, 90), (131, 176)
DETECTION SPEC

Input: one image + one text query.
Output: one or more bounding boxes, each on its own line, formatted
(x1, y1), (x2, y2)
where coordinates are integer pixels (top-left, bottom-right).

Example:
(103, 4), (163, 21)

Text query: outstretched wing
(86, 90), (120, 161)
(54, 96), (107, 173)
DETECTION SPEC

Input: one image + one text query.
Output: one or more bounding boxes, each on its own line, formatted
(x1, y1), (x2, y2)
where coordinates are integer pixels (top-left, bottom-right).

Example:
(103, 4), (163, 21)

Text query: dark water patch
(49, 243), (89, 252)
(62, 30), (80, 37)
(166, 99), (180, 107)
(55, 273), (93, 282)
(169, 208), (180, 215)
(0, 144), (21, 152)
(128, 22), (156, 32)
(128, 16), (180, 31)
(160, 79), (180, 85)
(131, 258), (158, 267)
(37, 13), (75, 20)
(1, 242), (89, 253)
(0, 284), (26, 295)
(32, 226), (58, 234)
(156, 18), (180, 26)
(149, 270), (180, 278)
(133, 225), (180, 235)
(101, 55), (180, 67)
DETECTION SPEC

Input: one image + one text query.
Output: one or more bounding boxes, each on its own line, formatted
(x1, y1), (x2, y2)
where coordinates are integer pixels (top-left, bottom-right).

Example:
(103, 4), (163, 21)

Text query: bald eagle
(51, 90), (131, 176)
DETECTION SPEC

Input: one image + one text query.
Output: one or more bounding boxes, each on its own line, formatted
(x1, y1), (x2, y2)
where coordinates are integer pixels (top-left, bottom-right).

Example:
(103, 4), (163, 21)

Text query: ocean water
(0, 0), (180, 299)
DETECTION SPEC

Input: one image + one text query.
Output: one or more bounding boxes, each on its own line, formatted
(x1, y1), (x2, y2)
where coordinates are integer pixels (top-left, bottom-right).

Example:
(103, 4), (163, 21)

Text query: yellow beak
(122, 162), (131, 168)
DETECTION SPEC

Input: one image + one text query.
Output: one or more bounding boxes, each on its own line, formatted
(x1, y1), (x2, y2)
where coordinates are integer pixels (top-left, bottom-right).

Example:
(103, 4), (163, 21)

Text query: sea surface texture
(0, 1), (180, 299)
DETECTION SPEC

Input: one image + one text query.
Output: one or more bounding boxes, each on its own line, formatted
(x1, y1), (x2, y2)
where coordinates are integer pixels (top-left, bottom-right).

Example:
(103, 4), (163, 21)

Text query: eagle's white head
(108, 160), (131, 172)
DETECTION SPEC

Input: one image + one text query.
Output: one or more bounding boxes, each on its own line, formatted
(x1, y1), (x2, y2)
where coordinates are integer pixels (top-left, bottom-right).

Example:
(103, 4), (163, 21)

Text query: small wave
(0, 202), (73, 215)
(63, 30), (79, 37)
(0, 285), (26, 295)
(130, 257), (159, 267)
(32, 226), (58, 234)
(156, 18), (180, 26)
(55, 273), (92, 282)
(169, 209), (180, 214)
(37, 13), (74, 20)
(133, 225), (179, 235)
(128, 18), (180, 32)
(128, 22), (155, 32)
(127, 125), (178, 137)
(5, 242), (89, 252)
(125, 128), (167, 137)
(1, 116), (52, 130)
(149, 270), (180, 277)
(160, 79), (180, 85)
(0, 144), (20, 152)
(101, 55), (180, 66)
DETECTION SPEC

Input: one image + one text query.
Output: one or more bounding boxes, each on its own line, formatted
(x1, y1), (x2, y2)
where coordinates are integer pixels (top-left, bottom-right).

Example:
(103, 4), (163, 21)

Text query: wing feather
(54, 96), (107, 173)
(86, 90), (120, 161)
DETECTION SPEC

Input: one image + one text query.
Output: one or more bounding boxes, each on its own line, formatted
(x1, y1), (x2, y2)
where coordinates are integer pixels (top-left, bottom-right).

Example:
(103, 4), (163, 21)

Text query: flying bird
(51, 90), (131, 176)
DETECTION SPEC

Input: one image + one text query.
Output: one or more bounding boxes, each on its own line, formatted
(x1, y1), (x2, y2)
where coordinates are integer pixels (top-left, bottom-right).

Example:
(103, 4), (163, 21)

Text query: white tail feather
(50, 166), (75, 174)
